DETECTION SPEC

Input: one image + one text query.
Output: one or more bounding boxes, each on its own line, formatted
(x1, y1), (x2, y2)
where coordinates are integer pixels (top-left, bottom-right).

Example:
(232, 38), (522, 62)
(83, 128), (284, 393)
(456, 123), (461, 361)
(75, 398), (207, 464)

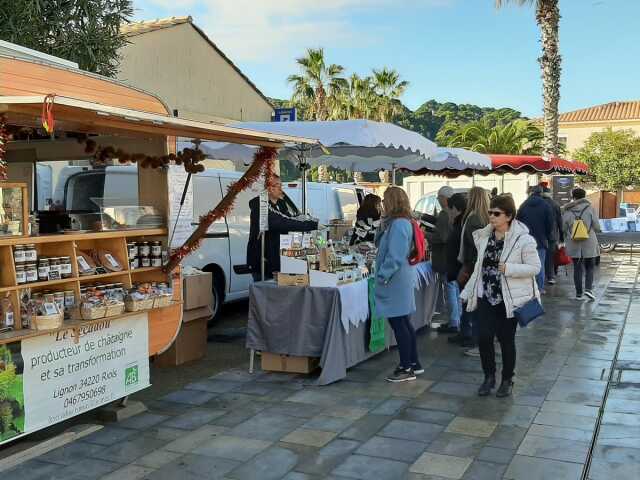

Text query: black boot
(477, 375), (496, 396)
(496, 379), (514, 398)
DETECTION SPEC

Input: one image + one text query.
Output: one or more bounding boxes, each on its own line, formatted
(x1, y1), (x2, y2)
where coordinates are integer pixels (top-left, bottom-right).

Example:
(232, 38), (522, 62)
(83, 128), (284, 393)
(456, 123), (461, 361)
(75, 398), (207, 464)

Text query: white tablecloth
(337, 279), (369, 332)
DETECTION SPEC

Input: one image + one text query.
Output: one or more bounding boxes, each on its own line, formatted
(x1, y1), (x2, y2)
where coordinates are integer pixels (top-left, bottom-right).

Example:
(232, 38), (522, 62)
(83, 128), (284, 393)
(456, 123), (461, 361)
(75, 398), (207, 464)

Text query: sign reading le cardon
(0, 313), (150, 446)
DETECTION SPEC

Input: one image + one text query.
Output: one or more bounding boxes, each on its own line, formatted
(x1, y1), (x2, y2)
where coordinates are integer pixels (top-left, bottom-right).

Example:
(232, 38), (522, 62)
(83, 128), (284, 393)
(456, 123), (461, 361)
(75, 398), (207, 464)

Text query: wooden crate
(276, 272), (309, 287)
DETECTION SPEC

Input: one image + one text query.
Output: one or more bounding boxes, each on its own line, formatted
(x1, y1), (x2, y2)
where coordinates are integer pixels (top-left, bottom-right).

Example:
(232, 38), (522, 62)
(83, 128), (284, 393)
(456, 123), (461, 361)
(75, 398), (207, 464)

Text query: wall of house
(117, 23), (273, 123)
(559, 121), (640, 156)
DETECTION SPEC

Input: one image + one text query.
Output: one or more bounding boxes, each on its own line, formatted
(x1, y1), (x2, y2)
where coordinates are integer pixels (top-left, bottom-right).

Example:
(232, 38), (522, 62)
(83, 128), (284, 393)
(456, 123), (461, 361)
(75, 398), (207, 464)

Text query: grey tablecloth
(246, 275), (439, 385)
(597, 232), (640, 244)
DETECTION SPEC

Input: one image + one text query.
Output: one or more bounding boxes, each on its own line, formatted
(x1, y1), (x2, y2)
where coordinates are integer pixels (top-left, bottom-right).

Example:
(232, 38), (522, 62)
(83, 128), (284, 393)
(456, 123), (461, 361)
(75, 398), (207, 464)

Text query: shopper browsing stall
(247, 175), (318, 281)
(375, 187), (422, 383)
(443, 193), (467, 337)
(349, 194), (382, 245)
(461, 195), (540, 398)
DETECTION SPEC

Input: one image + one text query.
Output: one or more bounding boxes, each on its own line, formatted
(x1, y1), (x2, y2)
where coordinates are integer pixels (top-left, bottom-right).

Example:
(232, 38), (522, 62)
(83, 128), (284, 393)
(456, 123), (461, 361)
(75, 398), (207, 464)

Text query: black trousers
(572, 257), (595, 295)
(388, 315), (419, 369)
(477, 298), (518, 381)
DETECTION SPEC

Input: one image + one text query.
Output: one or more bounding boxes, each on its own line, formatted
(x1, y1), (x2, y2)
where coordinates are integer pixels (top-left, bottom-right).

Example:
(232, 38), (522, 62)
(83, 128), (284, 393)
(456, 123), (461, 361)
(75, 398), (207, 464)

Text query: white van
(283, 181), (368, 225)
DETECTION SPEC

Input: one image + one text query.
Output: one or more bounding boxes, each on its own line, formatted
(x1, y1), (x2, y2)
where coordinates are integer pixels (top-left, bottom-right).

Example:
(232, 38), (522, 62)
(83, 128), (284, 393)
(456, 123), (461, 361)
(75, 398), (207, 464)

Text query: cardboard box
(280, 256), (308, 274)
(276, 272), (309, 287)
(309, 269), (338, 287)
(155, 310), (211, 367)
(261, 352), (320, 374)
(183, 272), (212, 310)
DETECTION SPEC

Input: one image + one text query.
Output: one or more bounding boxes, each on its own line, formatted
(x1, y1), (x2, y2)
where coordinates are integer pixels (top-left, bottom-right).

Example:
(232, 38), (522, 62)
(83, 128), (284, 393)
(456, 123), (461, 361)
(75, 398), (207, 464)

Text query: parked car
(413, 188), (468, 229)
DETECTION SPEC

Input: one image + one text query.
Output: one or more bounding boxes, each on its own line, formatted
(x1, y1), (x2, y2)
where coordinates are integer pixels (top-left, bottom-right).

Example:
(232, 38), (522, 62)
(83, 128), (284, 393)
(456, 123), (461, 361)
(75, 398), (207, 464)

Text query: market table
(246, 262), (440, 385)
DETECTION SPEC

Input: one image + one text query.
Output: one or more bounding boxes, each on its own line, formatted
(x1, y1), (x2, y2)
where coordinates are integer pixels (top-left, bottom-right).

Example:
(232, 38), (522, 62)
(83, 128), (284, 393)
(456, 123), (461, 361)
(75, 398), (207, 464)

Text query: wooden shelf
(78, 271), (130, 282)
(0, 301), (182, 345)
(0, 277), (78, 293)
(130, 267), (163, 274)
(0, 228), (168, 247)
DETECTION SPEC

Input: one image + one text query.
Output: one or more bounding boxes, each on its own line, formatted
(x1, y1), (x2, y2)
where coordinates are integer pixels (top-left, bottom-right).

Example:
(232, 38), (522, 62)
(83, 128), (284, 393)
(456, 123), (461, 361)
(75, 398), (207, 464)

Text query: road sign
(552, 175), (574, 206)
(273, 107), (296, 122)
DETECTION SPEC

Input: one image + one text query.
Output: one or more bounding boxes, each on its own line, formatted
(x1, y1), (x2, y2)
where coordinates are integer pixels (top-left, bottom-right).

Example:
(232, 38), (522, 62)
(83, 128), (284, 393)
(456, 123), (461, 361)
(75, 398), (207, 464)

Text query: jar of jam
(24, 244), (38, 262)
(151, 255), (162, 267)
(49, 257), (60, 276)
(25, 263), (38, 283)
(15, 265), (26, 284)
(38, 258), (50, 281)
(127, 242), (138, 259)
(138, 241), (150, 257)
(60, 256), (72, 278)
(141, 256), (151, 268)
(129, 256), (139, 270)
(151, 241), (162, 256)
(13, 245), (25, 264)
(53, 291), (65, 311)
(64, 290), (75, 308)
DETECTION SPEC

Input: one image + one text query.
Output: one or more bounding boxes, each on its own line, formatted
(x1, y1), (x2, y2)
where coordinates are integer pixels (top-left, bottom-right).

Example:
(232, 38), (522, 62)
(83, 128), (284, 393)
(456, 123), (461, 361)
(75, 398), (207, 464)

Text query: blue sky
(133, 0), (640, 118)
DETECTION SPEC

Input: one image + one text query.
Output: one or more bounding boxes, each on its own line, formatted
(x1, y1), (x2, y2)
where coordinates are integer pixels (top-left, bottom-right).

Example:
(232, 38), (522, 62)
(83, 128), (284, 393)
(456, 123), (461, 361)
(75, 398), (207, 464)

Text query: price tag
(259, 190), (269, 232)
(77, 256), (91, 272)
(48, 270), (61, 281)
(43, 302), (58, 315)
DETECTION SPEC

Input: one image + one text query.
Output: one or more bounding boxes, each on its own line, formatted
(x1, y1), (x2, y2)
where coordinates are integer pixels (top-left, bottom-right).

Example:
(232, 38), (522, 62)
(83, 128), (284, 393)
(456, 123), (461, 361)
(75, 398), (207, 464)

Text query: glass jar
(49, 257), (60, 276)
(127, 242), (138, 259)
(15, 265), (26, 284)
(60, 256), (72, 278)
(13, 245), (25, 264)
(64, 290), (75, 308)
(38, 258), (50, 281)
(138, 241), (150, 257)
(151, 255), (162, 267)
(43, 293), (55, 304)
(151, 241), (162, 256)
(141, 256), (151, 268)
(53, 291), (65, 311)
(24, 244), (38, 263)
(113, 283), (125, 302)
(129, 256), (139, 270)
(25, 263), (38, 283)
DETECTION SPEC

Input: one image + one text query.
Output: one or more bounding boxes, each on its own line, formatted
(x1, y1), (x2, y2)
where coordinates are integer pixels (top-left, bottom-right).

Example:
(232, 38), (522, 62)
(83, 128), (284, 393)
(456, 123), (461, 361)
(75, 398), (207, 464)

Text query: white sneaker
(548, 278), (556, 285)
(584, 290), (596, 301)
(464, 347), (480, 357)
(576, 293), (584, 300)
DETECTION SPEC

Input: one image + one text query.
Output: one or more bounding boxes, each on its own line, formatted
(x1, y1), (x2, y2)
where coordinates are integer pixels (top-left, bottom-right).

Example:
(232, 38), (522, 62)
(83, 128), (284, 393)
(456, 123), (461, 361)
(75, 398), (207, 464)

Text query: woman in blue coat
(375, 187), (421, 383)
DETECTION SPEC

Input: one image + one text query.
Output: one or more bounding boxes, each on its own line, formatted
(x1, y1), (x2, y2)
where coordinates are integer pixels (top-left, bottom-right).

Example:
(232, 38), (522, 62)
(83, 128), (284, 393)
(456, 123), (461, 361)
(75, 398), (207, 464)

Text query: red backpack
(408, 219), (427, 265)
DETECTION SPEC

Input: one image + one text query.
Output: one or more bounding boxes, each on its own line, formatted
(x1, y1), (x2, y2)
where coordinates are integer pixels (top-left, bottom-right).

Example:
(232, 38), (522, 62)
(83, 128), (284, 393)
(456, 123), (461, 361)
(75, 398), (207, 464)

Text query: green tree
(332, 74), (379, 120)
(496, 0), (561, 157)
(287, 48), (347, 121)
(372, 68), (409, 122)
(0, 0), (133, 77)
(437, 118), (543, 154)
(573, 129), (640, 191)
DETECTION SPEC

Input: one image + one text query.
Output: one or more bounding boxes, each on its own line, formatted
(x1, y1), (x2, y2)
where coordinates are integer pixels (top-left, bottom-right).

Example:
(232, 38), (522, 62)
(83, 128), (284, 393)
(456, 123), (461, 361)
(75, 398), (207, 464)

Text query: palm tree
(287, 48), (347, 121)
(332, 74), (379, 120)
(496, 0), (561, 157)
(372, 68), (409, 122)
(438, 118), (543, 155)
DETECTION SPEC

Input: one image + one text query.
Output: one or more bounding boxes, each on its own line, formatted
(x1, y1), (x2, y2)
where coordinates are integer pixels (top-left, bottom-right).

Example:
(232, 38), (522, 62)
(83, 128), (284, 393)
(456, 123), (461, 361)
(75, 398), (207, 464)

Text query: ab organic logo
(125, 364), (139, 388)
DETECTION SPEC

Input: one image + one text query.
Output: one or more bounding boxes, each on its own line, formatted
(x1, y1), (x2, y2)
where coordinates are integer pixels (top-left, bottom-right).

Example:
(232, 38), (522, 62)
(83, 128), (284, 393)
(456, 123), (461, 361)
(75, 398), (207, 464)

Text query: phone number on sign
(63, 385), (107, 409)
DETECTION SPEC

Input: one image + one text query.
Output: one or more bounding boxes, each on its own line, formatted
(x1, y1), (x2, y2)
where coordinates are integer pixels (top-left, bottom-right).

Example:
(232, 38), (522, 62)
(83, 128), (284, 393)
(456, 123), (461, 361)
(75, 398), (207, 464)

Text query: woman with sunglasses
(460, 195), (540, 397)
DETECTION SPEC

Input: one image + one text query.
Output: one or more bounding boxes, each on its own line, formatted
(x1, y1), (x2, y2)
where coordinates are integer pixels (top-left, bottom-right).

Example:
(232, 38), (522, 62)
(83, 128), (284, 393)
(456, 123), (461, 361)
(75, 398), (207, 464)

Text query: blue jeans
(446, 280), (462, 329)
(537, 248), (546, 291)
(388, 315), (419, 369)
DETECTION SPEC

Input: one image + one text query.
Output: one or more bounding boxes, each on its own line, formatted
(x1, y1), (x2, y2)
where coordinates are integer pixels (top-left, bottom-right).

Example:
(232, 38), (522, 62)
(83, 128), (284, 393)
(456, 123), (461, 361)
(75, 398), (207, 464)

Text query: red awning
(489, 155), (589, 174)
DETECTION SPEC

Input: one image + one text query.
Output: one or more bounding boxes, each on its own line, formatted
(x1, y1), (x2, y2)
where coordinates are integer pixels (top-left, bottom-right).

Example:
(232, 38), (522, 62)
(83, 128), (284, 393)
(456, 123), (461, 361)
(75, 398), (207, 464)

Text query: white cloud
(134, 0), (453, 62)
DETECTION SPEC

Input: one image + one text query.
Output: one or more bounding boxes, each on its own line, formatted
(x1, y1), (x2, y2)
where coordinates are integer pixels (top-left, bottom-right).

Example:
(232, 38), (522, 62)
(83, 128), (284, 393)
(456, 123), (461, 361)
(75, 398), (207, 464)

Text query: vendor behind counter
(247, 175), (317, 281)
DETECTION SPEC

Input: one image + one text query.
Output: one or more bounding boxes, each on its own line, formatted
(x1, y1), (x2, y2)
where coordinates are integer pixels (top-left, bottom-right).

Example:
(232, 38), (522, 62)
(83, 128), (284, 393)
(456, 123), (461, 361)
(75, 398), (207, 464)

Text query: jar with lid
(24, 244), (38, 262)
(140, 256), (151, 268)
(15, 265), (26, 284)
(1, 294), (15, 330)
(127, 242), (138, 259)
(60, 256), (72, 278)
(129, 256), (139, 270)
(112, 283), (125, 302)
(53, 291), (65, 312)
(151, 255), (162, 267)
(138, 241), (150, 257)
(43, 293), (55, 304)
(38, 258), (50, 281)
(25, 263), (38, 283)
(49, 257), (60, 276)
(13, 245), (25, 265)
(64, 289), (75, 306)
(151, 241), (162, 257)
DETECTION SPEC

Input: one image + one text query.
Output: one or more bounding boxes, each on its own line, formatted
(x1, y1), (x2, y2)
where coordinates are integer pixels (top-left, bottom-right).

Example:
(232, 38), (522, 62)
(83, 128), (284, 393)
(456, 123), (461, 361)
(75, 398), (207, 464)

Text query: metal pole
(391, 164), (397, 185)
(299, 146), (308, 215)
(261, 234), (265, 282)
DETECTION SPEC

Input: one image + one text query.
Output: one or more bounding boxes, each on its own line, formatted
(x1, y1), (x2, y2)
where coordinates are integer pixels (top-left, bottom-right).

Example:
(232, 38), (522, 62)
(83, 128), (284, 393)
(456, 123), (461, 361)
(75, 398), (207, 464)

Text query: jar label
(25, 250), (37, 262)
(105, 253), (120, 268)
(61, 263), (72, 275)
(14, 251), (25, 262)
(77, 256), (91, 272)
(26, 270), (38, 282)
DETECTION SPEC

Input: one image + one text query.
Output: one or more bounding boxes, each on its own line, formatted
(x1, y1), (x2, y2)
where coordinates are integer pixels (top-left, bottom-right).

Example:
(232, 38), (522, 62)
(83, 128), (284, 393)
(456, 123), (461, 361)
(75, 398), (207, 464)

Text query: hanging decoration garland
(164, 146), (278, 272)
(0, 114), (8, 181)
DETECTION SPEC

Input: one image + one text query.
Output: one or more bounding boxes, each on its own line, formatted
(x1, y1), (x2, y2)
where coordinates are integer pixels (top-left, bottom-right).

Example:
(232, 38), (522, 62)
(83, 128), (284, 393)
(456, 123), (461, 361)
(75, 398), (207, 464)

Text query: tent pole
(298, 145), (308, 215)
(392, 163), (397, 185)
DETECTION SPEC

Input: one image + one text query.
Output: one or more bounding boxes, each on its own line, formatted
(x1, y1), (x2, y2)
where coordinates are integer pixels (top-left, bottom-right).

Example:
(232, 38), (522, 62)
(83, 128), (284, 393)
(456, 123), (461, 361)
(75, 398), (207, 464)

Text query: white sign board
(0, 314), (150, 446)
(167, 165), (195, 248)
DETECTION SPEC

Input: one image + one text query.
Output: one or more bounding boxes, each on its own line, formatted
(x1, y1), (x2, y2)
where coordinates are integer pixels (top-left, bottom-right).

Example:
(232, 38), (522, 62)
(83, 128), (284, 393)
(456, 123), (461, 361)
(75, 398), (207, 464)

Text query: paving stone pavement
(6, 257), (640, 480)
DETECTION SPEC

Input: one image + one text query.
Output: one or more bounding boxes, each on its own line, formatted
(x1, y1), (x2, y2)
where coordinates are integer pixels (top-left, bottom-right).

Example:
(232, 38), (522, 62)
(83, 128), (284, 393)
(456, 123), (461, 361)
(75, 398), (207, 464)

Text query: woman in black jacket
(350, 194), (382, 245)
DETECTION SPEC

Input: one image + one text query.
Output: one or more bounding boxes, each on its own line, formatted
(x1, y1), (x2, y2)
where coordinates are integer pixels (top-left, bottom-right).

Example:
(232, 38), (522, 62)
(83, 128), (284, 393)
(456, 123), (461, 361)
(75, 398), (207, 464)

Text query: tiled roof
(120, 16), (192, 37)
(120, 16), (272, 108)
(559, 101), (640, 123)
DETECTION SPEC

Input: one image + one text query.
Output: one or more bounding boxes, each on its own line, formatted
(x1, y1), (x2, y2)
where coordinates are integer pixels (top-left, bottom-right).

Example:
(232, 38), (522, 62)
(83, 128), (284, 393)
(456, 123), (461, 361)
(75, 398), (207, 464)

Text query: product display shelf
(0, 301), (182, 346)
(0, 229), (171, 337)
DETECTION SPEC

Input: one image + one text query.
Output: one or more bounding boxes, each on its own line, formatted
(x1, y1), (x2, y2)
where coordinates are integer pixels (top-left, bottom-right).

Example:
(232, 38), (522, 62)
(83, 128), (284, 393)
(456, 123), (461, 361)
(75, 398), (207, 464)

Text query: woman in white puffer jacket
(461, 195), (540, 398)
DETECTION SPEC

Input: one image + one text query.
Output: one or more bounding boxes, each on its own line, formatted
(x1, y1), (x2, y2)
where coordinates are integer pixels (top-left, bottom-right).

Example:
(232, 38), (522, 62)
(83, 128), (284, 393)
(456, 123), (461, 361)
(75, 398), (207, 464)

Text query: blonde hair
(464, 186), (490, 225)
(383, 186), (412, 219)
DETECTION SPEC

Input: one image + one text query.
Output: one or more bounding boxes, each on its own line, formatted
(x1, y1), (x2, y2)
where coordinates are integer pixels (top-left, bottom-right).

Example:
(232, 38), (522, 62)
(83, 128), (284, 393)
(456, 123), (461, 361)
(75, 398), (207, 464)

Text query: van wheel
(210, 275), (224, 323)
